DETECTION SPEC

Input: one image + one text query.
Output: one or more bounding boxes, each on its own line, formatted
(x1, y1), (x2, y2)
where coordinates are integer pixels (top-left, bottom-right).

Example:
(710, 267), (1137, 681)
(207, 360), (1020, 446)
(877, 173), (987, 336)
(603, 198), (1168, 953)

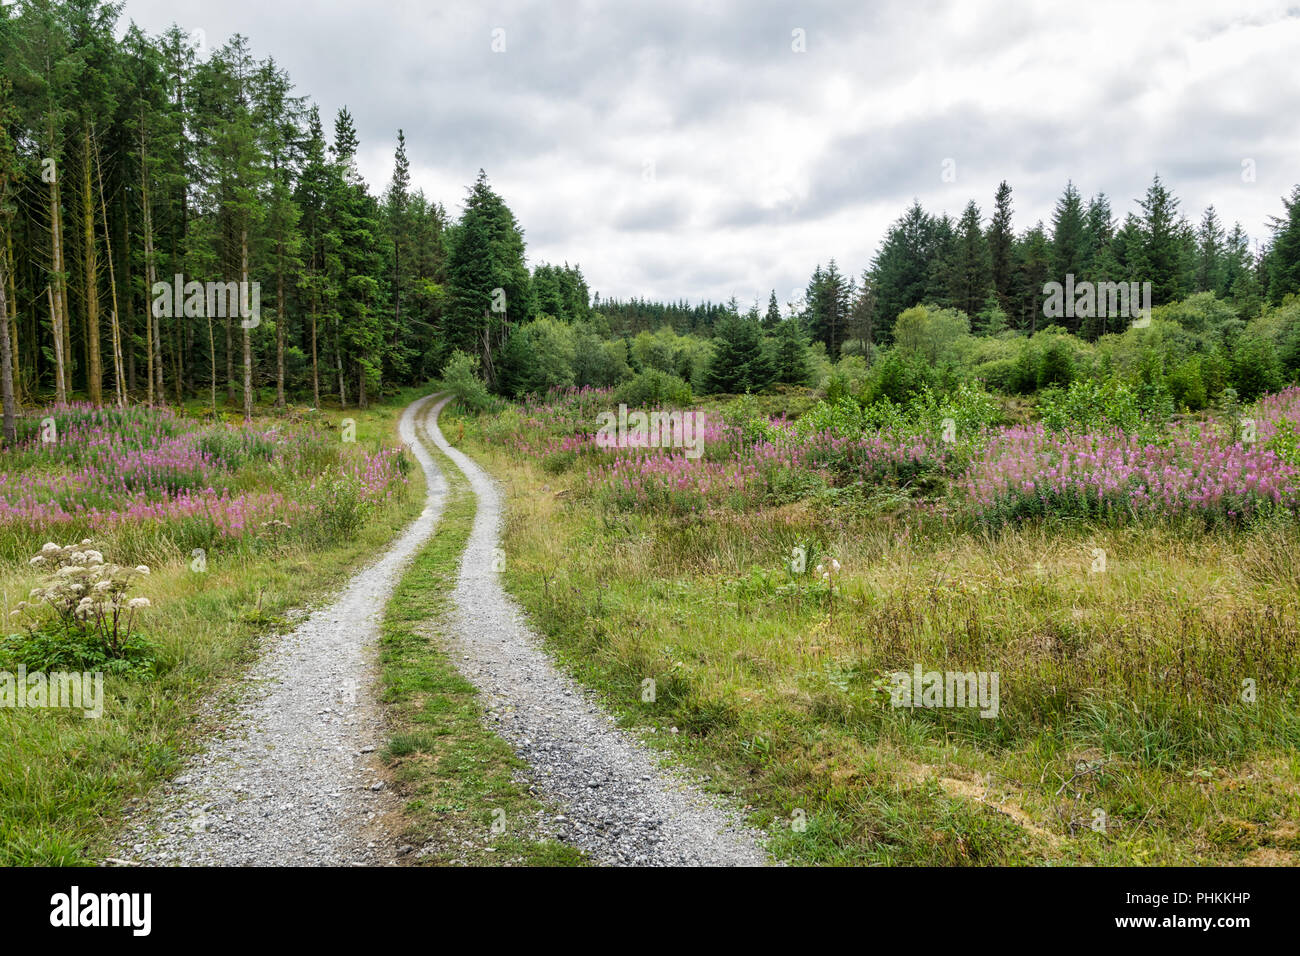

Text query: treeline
(485, 172), (1300, 408)
(4, 0), (1299, 430)
(796, 176), (1300, 358)
(0, 0), (590, 440)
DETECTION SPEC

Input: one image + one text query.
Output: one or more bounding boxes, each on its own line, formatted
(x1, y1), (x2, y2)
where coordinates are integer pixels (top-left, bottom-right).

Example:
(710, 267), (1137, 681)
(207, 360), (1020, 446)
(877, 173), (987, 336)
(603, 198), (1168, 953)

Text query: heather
(0, 404), (411, 565)
(485, 383), (1300, 529)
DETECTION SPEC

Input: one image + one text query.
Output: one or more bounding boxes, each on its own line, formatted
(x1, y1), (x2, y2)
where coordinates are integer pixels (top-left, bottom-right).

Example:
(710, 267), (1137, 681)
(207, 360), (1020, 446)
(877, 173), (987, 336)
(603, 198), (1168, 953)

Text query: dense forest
(0, 0), (565, 433)
(2, 0), (1299, 440)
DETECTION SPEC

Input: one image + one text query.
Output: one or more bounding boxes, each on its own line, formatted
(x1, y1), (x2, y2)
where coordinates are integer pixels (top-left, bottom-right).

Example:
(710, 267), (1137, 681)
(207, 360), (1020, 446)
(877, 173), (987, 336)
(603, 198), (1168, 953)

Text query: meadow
(450, 382), (1300, 865)
(0, 396), (419, 865)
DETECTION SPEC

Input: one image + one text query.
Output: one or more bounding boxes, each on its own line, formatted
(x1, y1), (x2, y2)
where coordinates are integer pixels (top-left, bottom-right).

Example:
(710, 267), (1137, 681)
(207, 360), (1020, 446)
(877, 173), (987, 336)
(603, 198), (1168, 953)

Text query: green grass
(375, 401), (585, 867)
(0, 388), (429, 865)
(453, 399), (1300, 867)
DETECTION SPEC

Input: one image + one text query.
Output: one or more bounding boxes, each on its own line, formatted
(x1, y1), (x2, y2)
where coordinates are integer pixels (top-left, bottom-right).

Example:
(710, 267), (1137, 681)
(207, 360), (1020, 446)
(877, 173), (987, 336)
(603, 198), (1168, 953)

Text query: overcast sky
(117, 0), (1300, 310)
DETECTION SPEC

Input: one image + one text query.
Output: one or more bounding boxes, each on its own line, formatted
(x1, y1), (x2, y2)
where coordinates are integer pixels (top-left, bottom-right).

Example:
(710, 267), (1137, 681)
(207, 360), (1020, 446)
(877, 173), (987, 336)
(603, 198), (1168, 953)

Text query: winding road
(117, 394), (768, 867)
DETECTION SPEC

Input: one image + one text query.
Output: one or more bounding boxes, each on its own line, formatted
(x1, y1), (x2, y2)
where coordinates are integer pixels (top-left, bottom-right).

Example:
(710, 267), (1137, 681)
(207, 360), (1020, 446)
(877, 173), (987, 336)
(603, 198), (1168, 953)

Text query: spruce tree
(1265, 185), (1300, 304)
(705, 313), (773, 394)
(988, 181), (1015, 309)
(763, 289), (781, 330)
(949, 200), (991, 319)
(770, 315), (811, 385)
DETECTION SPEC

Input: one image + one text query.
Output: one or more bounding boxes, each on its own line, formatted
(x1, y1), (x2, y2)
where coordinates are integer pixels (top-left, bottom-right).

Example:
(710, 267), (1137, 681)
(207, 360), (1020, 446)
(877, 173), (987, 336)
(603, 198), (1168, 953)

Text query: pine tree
(988, 181), (1015, 308)
(1265, 185), (1300, 304)
(385, 129), (413, 384)
(806, 259), (851, 358)
(327, 107), (386, 408)
(1193, 206), (1225, 294)
(949, 200), (991, 319)
(705, 313), (773, 394)
(870, 201), (936, 335)
(254, 57), (304, 408)
(763, 289), (781, 330)
(0, 72), (17, 442)
(294, 106), (334, 407)
(1012, 223), (1051, 333)
(770, 314), (811, 385)
(1222, 222), (1259, 312)
(443, 170), (528, 388)
(1138, 174), (1185, 305)
(1050, 182), (1087, 333)
(923, 213), (956, 308)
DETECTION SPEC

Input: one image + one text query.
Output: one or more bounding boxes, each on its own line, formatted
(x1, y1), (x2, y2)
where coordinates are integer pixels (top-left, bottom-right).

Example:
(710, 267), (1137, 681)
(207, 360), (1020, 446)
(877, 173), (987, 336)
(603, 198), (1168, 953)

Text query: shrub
(860, 349), (936, 405)
(1231, 335), (1284, 401)
(312, 474), (369, 539)
(613, 368), (693, 407)
(501, 317), (577, 397)
(1038, 379), (1143, 434)
(442, 350), (493, 411)
(10, 541), (154, 662)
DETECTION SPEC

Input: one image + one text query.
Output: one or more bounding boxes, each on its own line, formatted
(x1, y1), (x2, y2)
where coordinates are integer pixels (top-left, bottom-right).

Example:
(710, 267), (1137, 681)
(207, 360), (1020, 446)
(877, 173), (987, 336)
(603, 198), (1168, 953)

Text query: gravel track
(115, 394), (448, 866)
(113, 393), (768, 867)
(428, 402), (771, 866)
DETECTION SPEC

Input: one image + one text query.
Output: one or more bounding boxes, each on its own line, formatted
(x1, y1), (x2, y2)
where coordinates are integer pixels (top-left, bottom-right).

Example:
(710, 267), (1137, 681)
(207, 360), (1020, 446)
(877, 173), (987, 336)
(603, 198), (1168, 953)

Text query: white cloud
(118, 0), (1300, 304)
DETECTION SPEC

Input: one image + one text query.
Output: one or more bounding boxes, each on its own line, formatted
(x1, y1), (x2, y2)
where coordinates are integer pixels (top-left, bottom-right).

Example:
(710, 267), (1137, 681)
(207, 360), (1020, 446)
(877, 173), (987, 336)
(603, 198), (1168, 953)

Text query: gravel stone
(113, 394), (769, 867)
(114, 395), (448, 866)
(427, 398), (771, 866)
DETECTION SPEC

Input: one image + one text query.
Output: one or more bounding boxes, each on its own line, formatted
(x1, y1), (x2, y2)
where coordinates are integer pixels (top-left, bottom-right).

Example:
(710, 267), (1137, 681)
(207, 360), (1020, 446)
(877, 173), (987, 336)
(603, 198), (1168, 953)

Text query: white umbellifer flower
(831, 559), (841, 572)
(56, 565), (81, 577)
(135, 565), (150, 575)
(41, 542), (60, 555)
(94, 580), (112, 592)
(80, 539), (93, 547)
(84, 550), (104, 565)
(822, 572), (830, 580)
(70, 551), (86, 564)
(815, 563), (824, 575)
(29, 556), (46, 566)
(128, 597), (151, 609)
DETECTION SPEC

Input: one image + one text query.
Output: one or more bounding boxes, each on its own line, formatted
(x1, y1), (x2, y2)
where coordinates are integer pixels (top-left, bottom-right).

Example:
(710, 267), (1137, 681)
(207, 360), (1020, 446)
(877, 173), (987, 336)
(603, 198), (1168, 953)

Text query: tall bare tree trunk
(241, 227), (252, 421)
(335, 320), (346, 408)
(93, 127), (125, 406)
(81, 126), (102, 405)
(121, 189), (134, 396)
(5, 231), (20, 405)
(206, 314), (216, 417)
(0, 252), (16, 444)
(275, 238), (285, 408)
(225, 313), (234, 405)
(140, 118), (158, 405)
(47, 284), (65, 403)
(310, 295), (319, 408)
(48, 141), (68, 404)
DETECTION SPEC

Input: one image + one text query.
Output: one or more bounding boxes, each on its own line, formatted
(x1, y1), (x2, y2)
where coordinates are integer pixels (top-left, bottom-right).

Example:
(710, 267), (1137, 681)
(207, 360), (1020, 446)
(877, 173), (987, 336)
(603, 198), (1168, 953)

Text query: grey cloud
(118, 0), (1300, 304)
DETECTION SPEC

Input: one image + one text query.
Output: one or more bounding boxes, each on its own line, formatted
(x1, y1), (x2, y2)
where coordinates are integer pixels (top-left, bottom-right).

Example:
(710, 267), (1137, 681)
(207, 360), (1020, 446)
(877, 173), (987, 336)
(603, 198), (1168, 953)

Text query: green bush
(1038, 378), (1143, 433)
(1231, 335), (1284, 401)
(442, 350), (493, 411)
(613, 368), (693, 407)
(501, 317), (577, 397)
(312, 474), (370, 539)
